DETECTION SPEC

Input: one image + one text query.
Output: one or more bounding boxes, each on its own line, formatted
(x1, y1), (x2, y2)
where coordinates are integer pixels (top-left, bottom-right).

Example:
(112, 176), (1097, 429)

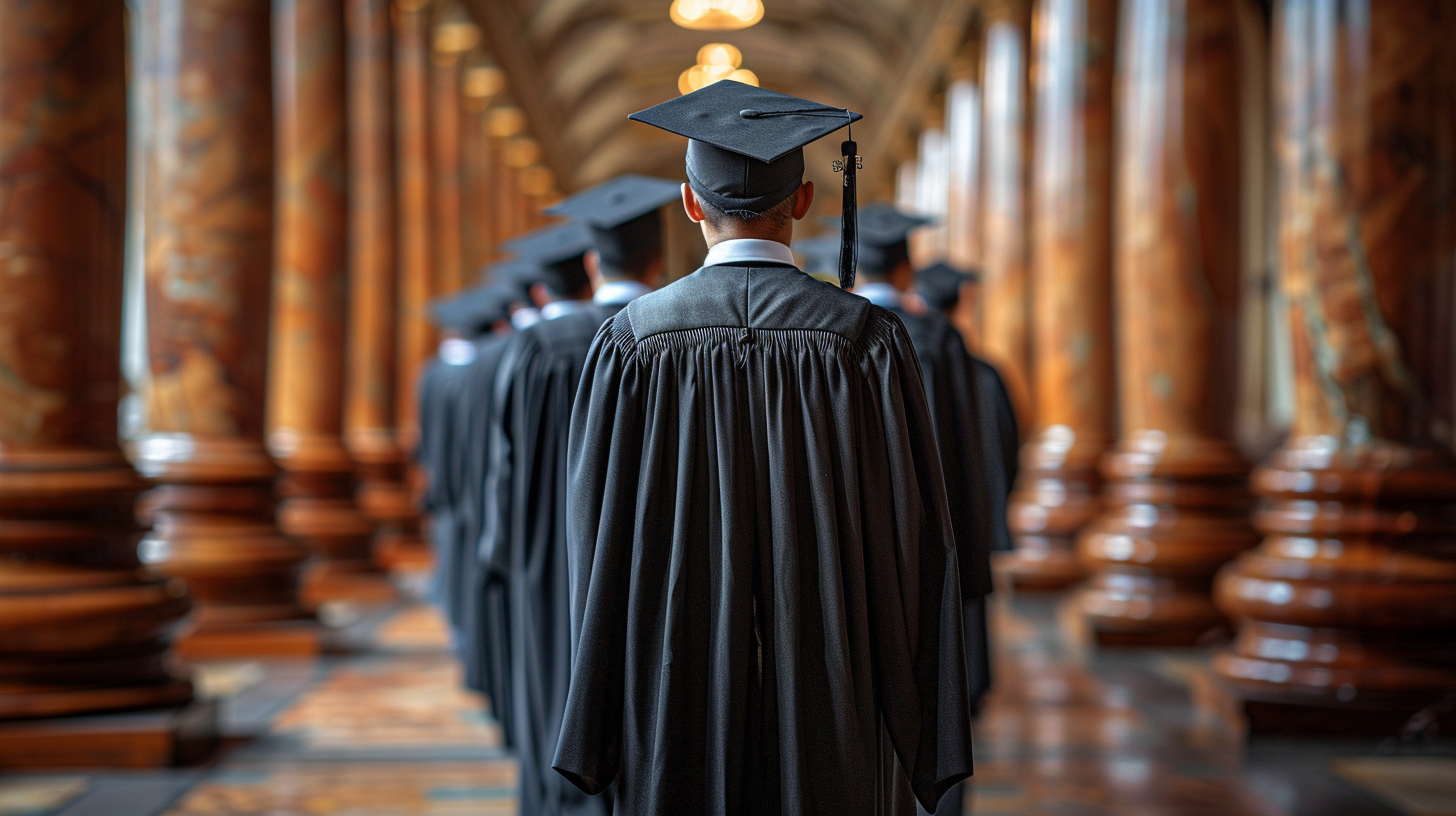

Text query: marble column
(388, 0), (435, 569)
(1003, 0), (1118, 590)
(1078, 0), (1258, 646)
(979, 0), (1034, 428)
(135, 0), (316, 656)
(944, 78), (983, 350)
(270, 0), (388, 607)
(431, 36), (465, 296)
(344, 0), (415, 578)
(0, 0), (193, 718)
(461, 68), (503, 272)
(1212, 0), (1456, 729)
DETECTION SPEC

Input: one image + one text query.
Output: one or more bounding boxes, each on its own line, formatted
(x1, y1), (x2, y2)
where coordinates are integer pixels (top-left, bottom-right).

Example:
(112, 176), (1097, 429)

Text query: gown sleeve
(858, 313), (975, 812)
(553, 317), (643, 795)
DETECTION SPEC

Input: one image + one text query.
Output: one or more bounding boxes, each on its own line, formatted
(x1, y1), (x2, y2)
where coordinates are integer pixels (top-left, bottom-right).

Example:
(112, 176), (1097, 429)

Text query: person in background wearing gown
(915, 261), (1020, 559)
(545, 175), (685, 319)
(481, 220), (614, 816)
(417, 282), (517, 661)
(447, 259), (548, 750)
(553, 80), (974, 816)
(844, 205), (996, 816)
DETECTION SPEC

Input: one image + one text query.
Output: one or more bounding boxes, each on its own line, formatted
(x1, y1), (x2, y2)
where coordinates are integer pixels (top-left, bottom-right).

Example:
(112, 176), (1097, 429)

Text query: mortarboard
(915, 261), (981, 312)
(545, 175), (682, 274)
(629, 80), (865, 288)
(429, 284), (516, 337)
(501, 221), (595, 296)
(823, 203), (933, 279)
(483, 256), (543, 299)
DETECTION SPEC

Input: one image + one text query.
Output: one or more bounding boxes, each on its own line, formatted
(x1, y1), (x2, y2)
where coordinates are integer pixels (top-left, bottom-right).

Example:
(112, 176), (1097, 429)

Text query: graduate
(449, 261), (546, 751)
(481, 221), (613, 816)
(545, 174), (683, 318)
(554, 80), (973, 816)
(418, 283), (517, 638)
(916, 261), (1021, 557)
(843, 205), (996, 816)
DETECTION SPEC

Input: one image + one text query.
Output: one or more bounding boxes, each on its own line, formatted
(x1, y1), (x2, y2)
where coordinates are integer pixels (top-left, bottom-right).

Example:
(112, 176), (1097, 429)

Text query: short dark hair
(698, 189), (797, 233)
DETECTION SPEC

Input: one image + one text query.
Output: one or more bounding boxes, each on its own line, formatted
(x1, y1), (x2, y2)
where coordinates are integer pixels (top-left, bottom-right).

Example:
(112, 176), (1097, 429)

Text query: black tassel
(838, 138), (858, 290)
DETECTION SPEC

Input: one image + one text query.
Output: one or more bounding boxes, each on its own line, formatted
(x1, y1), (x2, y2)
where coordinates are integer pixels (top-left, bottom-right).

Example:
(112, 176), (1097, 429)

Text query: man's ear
(791, 181), (814, 220)
(682, 183), (706, 223)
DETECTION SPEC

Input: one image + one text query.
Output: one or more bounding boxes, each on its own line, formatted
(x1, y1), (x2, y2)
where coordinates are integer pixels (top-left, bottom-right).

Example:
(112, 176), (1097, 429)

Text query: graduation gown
(881, 306), (992, 816)
(481, 305), (613, 816)
(418, 349), (470, 624)
(554, 263), (974, 816)
(450, 334), (513, 732)
(971, 357), (1019, 553)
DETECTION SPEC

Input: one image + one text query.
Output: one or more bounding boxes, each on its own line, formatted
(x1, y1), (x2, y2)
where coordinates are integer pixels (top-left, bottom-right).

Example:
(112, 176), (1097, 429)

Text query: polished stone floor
(3, 588), (1454, 816)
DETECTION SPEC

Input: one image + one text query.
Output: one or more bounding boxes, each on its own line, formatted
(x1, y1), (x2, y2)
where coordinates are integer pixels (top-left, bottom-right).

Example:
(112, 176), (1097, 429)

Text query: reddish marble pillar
(492, 137), (524, 244)
(135, 0), (316, 656)
(944, 78), (984, 350)
(270, 0), (389, 607)
(1003, 0), (1118, 590)
(431, 40), (464, 296)
(979, 0), (1034, 429)
(1078, 0), (1257, 646)
(388, 0), (435, 569)
(462, 105), (498, 272)
(0, 0), (193, 719)
(1212, 0), (1456, 729)
(344, 0), (415, 579)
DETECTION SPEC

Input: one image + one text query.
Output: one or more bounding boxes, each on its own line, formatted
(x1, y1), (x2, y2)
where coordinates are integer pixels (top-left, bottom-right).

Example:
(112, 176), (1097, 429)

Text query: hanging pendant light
(669, 0), (764, 30)
(678, 43), (760, 94)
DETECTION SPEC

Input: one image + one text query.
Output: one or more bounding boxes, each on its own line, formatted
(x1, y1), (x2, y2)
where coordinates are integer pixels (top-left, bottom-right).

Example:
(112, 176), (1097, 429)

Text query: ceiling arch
(466, 0), (976, 193)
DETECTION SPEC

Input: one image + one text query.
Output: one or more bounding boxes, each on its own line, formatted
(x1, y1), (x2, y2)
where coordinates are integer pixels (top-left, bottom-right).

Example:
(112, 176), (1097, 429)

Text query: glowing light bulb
(727, 68), (759, 86)
(697, 43), (742, 67)
(504, 137), (541, 168)
(669, 0), (763, 30)
(486, 106), (526, 138)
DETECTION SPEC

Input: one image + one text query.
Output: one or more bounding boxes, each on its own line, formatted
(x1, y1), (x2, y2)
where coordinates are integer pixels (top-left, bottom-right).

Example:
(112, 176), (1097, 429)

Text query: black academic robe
(971, 357), (1019, 553)
(449, 334), (513, 738)
(481, 306), (613, 816)
(889, 305), (995, 816)
(554, 263), (974, 816)
(418, 351), (469, 624)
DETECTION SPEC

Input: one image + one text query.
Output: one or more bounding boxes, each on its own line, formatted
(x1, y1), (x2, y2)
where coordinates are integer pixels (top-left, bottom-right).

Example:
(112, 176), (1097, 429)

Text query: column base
(376, 528), (432, 571)
(999, 538), (1086, 590)
(175, 619), (321, 660)
(0, 697), (217, 769)
(1005, 428), (1105, 590)
(1192, 666), (1456, 738)
(1078, 574), (1232, 647)
(301, 561), (398, 607)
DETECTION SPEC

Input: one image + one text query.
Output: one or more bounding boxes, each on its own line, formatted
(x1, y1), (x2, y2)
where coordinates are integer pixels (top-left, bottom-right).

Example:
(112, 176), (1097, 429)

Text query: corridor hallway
(3, 591), (1450, 816)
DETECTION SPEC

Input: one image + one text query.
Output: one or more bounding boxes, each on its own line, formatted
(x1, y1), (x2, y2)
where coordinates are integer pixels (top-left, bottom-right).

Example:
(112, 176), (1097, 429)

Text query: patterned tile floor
(5, 586), (1454, 815)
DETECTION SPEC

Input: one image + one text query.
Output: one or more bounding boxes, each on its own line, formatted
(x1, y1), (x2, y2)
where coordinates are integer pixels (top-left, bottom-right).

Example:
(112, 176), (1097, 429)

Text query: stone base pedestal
(176, 619), (321, 660)
(0, 699), (217, 769)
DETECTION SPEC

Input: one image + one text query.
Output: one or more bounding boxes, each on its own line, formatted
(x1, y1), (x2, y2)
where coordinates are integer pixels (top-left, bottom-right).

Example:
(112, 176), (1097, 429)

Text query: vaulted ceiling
(464, 0), (978, 198)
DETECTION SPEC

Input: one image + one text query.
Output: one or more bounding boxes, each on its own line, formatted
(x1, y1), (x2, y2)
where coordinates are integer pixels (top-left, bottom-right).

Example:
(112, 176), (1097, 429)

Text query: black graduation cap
(482, 256), (543, 300)
(822, 202), (933, 279)
(429, 283), (516, 337)
(915, 261), (981, 312)
(501, 221), (595, 296)
(544, 175), (682, 275)
(629, 80), (865, 288)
